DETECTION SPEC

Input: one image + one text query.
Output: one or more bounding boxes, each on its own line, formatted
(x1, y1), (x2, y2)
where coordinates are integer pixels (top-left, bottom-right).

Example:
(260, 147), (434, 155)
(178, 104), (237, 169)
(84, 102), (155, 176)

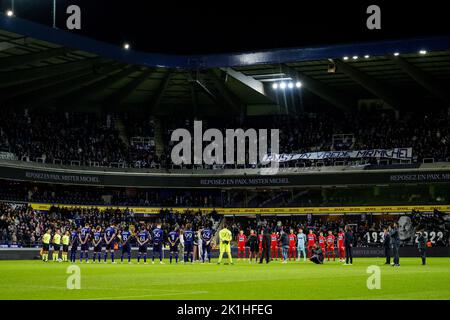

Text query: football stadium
(0, 2), (449, 302)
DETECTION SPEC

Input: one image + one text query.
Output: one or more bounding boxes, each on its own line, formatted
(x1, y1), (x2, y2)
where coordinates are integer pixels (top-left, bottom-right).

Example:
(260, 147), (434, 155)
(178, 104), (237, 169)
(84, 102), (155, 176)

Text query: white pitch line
(85, 290), (209, 300)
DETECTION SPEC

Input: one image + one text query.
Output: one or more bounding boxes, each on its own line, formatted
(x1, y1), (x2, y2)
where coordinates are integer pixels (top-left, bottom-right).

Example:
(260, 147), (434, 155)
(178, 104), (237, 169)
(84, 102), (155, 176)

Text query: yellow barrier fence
(28, 203), (450, 214)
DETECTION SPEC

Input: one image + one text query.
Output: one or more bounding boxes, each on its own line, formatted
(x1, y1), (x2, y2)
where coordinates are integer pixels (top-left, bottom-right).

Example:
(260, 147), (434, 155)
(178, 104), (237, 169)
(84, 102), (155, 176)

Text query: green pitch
(0, 258), (449, 300)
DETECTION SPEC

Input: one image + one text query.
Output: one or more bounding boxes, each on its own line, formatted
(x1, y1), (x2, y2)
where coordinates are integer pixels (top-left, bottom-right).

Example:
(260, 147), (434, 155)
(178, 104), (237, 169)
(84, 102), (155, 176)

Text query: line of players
(41, 221), (215, 264)
(236, 228), (347, 262)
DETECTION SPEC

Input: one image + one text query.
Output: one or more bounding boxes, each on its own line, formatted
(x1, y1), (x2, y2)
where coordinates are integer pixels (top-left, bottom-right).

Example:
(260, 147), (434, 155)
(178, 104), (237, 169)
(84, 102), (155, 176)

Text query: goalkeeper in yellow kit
(217, 225), (233, 265)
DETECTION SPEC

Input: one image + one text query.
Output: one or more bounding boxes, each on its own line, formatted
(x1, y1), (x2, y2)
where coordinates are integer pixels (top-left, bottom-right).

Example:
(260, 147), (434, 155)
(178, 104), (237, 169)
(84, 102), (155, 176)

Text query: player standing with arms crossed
(297, 228), (307, 261)
(237, 230), (247, 260)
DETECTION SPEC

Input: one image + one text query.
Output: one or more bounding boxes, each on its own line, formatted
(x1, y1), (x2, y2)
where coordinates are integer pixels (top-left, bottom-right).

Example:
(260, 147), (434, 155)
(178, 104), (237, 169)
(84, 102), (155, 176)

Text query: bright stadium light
(419, 50), (427, 55)
(393, 52), (400, 56)
(123, 43), (131, 50)
(352, 56), (358, 60)
(364, 55), (370, 59)
(295, 81), (302, 88)
(343, 56), (349, 60)
(6, 9), (13, 17)
(279, 82), (286, 89)
(272, 83), (278, 89)
(288, 82), (294, 89)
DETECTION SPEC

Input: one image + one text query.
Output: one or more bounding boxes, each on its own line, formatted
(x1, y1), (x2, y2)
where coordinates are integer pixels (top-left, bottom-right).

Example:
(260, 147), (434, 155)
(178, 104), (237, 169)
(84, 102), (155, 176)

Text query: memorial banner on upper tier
(262, 147), (412, 163)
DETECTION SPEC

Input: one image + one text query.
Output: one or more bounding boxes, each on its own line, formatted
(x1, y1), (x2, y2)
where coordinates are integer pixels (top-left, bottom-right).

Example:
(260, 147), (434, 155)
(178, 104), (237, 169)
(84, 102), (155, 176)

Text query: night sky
(1, 0), (450, 54)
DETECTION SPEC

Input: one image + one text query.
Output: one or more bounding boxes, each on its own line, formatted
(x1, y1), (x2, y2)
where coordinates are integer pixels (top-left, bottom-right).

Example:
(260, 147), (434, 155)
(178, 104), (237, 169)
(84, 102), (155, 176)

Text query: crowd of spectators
(0, 179), (448, 208)
(1, 109), (449, 169)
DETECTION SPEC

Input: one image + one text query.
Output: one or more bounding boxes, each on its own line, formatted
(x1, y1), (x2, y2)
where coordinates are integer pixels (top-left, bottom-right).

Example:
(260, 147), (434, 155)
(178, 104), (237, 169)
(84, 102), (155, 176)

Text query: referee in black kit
(344, 225), (353, 265)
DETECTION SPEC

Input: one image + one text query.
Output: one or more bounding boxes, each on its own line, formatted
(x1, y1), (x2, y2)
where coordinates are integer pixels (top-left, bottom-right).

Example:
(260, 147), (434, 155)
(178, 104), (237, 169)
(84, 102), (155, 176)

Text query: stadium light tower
(123, 43), (131, 50)
(6, 9), (14, 17)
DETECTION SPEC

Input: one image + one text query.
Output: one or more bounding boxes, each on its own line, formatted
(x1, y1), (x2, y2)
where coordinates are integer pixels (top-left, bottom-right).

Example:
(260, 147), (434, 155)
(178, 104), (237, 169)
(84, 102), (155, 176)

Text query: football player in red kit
(237, 230), (247, 259)
(288, 229), (297, 260)
(318, 232), (326, 256)
(258, 230), (264, 258)
(307, 230), (317, 258)
(326, 230), (336, 261)
(270, 231), (279, 260)
(337, 228), (345, 262)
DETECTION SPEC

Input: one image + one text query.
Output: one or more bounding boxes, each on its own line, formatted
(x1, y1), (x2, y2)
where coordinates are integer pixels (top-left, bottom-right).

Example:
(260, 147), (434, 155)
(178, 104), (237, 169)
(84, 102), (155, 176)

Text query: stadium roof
(1, 14), (450, 115)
